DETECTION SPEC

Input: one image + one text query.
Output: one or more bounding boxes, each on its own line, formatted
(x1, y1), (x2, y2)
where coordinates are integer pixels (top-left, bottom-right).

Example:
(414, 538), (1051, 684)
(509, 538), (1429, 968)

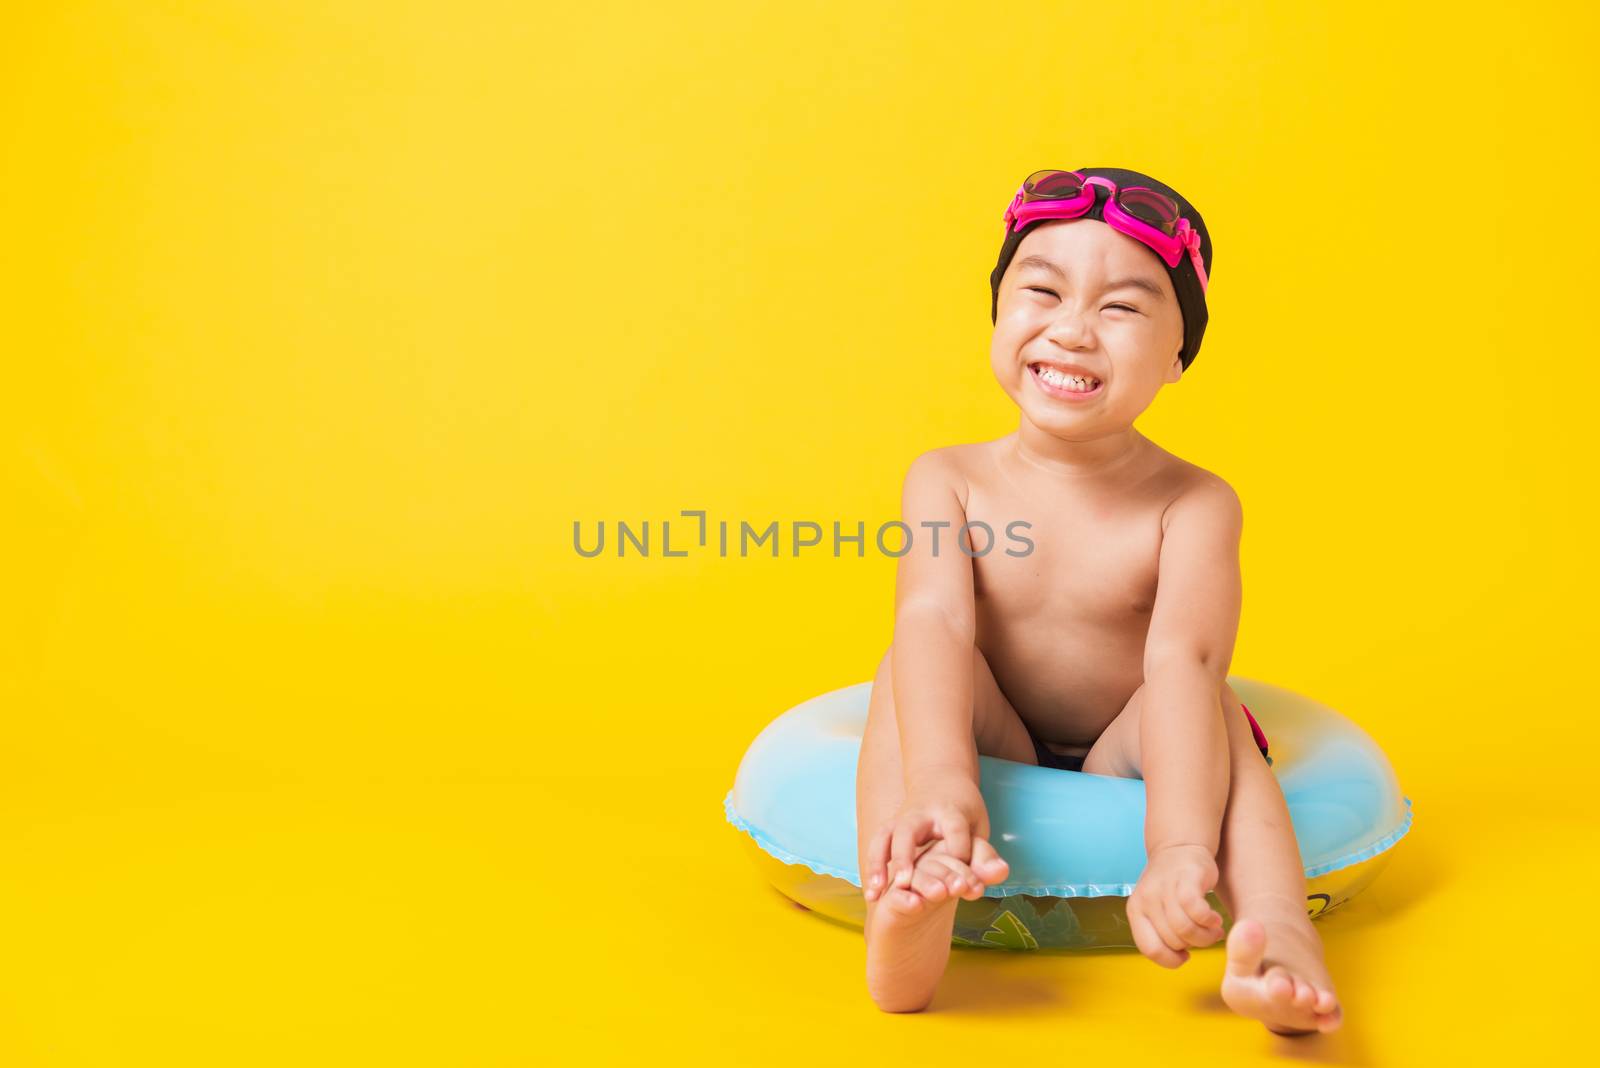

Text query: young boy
(854, 167), (1341, 1034)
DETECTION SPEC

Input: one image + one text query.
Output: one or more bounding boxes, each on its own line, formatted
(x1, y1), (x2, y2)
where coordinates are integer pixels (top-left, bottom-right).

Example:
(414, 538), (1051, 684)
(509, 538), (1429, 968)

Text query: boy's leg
(1081, 681), (1341, 1033)
(1211, 683), (1342, 1034)
(855, 643), (1036, 1013)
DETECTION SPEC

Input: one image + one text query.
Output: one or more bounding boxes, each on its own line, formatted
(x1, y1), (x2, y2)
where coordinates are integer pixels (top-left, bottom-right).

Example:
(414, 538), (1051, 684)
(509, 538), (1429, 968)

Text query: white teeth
(1035, 365), (1100, 392)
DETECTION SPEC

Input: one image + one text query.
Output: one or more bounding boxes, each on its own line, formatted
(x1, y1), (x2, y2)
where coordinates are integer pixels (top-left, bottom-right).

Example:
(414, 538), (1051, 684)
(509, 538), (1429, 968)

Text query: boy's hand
(861, 771), (1009, 903)
(1127, 842), (1225, 967)
(880, 840), (995, 910)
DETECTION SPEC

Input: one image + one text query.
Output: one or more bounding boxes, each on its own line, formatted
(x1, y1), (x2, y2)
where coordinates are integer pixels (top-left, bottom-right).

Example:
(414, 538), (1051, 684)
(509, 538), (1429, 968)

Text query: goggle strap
(1003, 189), (1023, 230)
(1182, 226), (1209, 291)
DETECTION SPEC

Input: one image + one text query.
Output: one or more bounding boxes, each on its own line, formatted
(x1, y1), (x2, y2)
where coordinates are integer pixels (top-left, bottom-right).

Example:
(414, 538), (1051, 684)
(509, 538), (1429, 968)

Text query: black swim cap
(989, 166), (1214, 372)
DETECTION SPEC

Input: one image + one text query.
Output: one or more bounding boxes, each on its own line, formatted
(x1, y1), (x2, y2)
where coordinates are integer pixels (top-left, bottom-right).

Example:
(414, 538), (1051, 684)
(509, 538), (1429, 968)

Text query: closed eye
(1027, 287), (1139, 314)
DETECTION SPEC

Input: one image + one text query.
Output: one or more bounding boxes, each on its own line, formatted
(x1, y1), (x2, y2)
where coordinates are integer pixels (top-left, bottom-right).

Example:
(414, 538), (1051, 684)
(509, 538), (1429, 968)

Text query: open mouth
(1028, 363), (1103, 399)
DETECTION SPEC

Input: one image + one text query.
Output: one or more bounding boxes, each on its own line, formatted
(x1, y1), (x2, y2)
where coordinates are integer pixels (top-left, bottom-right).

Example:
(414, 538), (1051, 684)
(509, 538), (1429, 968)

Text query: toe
(911, 871), (948, 902)
(1265, 967), (1293, 1002)
(1224, 918), (1267, 977)
(1313, 988), (1339, 1015)
(1292, 979), (1315, 1010)
(887, 887), (924, 914)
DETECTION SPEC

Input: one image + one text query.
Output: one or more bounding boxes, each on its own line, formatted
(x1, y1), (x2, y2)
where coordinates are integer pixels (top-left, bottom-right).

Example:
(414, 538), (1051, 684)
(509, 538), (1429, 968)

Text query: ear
(1164, 350), (1184, 384)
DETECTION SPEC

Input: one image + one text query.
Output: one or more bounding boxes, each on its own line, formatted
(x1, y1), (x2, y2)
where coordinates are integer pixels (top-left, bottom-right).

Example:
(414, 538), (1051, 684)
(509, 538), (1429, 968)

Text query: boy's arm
(891, 449), (980, 790)
(1140, 477), (1245, 859)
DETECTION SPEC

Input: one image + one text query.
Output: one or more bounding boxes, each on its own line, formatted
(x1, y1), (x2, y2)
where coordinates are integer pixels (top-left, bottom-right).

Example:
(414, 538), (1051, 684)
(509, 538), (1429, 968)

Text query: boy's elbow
(895, 600), (976, 646)
(1143, 644), (1227, 685)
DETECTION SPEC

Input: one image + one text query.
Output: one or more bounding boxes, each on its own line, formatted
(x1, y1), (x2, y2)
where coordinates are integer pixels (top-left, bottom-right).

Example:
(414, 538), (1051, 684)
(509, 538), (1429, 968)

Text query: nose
(1044, 305), (1096, 349)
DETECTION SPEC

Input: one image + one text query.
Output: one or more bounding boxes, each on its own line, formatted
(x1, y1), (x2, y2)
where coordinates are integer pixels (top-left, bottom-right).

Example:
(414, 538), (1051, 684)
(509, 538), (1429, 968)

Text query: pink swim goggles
(1002, 170), (1209, 292)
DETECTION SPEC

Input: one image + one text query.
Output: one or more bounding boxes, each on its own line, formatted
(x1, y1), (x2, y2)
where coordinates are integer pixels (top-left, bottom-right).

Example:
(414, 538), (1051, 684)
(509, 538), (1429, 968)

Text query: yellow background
(3, 2), (1594, 1063)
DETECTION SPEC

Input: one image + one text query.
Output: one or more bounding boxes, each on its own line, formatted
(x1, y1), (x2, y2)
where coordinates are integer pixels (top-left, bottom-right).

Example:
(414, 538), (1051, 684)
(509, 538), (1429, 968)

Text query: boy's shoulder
(1138, 435), (1232, 487)
(901, 444), (973, 510)
(905, 441), (987, 474)
(902, 441), (999, 501)
(1154, 452), (1244, 532)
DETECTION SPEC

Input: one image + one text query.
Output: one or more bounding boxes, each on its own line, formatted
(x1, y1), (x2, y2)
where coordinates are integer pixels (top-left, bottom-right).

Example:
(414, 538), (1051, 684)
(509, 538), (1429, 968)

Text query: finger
(889, 816), (933, 890)
(1185, 901), (1224, 946)
(1180, 881), (1224, 932)
(1144, 895), (1189, 955)
(1170, 889), (1221, 948)
(1128, 907), (1164, 961)
(1162, 891), (1208, 948)
(941, 815), (973, 865)
(878, 816), (915, 893)
(1153, 918), (1191, 963)
(969, 837), (1010, 884)
(1129, 907), (1187, 969)
(864, 822), (893, 900)
(904, 838), (941, 887)
(1190, 919), (1224, 948)
(1156, 912), (1192, 963)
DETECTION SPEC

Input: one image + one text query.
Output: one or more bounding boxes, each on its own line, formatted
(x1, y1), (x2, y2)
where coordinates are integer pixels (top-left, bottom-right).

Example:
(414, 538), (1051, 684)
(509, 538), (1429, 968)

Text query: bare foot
(864, 839), (1009, 1012)
(1221, 916), (1343, 1035)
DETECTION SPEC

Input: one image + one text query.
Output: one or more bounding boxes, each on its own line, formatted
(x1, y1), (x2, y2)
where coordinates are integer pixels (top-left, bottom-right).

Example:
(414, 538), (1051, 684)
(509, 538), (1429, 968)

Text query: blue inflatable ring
(724, 676), (1413, 950)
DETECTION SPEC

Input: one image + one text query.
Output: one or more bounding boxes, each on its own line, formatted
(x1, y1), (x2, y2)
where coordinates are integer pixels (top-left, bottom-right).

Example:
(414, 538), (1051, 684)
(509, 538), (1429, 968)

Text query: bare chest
(960, 464), (1170, 736)
(966, 485), (1163, 633)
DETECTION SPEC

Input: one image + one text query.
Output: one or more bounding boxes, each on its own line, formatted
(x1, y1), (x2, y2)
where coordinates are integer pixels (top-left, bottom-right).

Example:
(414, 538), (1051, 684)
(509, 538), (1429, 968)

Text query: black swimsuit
(1025, 702), (1271, 772)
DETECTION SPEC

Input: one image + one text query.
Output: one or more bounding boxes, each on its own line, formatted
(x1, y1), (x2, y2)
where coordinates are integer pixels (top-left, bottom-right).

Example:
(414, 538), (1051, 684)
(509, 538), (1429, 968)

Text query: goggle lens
(1116, 187), (1181, 236)
(1021, 169), (1086, 200)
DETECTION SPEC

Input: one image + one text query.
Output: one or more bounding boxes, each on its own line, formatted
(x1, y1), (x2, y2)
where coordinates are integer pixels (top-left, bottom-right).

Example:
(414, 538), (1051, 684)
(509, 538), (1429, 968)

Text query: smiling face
(990, 218), (1186, 437)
